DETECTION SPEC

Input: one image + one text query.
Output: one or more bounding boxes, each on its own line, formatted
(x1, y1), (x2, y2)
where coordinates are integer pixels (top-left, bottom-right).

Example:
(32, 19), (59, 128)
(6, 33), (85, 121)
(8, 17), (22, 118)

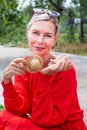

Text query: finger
(9, 66), (25, 76)
(48, 59), (56, 66)
(12, 69), (25, 75)
(10, 61), (26, 72)
(60, 61), (68, 71)
(50, 53), (57, 59)
(40, 64), (56, 74)
(41, 63), (61, 75)
(2, 66), (25, 83)
(53, 54), (65, 63)
(58, 60), (71, 71)
(13, 58), (26, 65)
(48, 55), (64, 65)
(48, 55), (64, 66)
(63, 59), (73, 71)
(54, 54), (70, 63)
(40, 67), (50, 74)
(5, 63), (25, 77)
(49, 54), (68, 65)
(47, 64), (62, 75)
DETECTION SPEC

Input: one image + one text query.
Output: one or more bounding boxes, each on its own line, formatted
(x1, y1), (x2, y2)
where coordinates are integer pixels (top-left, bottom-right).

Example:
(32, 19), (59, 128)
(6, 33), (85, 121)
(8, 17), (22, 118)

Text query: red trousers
(0, 110), (46, 130)
(0, 110), (87, 130)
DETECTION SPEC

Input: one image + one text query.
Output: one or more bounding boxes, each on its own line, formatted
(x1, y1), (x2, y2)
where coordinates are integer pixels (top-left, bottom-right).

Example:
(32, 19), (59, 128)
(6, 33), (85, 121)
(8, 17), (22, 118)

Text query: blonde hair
(27, 13), (59, 34)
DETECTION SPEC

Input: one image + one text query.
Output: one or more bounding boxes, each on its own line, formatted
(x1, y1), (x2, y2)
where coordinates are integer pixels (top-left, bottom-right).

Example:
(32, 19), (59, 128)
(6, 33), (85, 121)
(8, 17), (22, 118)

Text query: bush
(54, 43), (87, 56)
(0, 104), (4, 111)
(0, 23), (27, 46)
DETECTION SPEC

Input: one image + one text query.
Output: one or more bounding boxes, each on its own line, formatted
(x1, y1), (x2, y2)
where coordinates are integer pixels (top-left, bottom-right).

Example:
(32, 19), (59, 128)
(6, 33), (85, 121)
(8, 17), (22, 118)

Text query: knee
(0, 109), (16, 130)
(0, 109), (14, 121)
(6, 116), (43, 130)
(0, 110), (6, 123)
(6, 116), (29, 130)
(0, 110), (6, 129)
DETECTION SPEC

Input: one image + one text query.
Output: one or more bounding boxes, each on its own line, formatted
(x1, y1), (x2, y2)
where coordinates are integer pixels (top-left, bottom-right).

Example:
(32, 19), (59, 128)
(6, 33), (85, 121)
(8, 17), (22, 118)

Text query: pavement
(0, 46), (87, 125)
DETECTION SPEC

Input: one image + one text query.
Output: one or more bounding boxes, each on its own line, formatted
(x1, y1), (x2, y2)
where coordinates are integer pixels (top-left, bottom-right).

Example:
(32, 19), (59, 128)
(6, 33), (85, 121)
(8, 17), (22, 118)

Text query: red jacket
(1, 66), (84, 127)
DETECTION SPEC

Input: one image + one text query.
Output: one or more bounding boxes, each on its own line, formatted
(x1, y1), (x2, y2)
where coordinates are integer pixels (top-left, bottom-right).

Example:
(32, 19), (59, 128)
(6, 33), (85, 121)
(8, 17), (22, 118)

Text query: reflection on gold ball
(26, 55), (43, 73)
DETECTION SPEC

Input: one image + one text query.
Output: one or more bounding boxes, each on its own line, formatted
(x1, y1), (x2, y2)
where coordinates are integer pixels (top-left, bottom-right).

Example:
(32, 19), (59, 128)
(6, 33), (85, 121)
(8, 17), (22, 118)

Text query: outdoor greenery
(0, 104), (4, 111)
(0, 0), (87, 55)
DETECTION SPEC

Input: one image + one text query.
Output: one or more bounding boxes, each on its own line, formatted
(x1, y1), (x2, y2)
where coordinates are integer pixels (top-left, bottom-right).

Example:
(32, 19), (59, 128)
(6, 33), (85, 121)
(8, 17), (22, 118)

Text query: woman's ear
(52, 34), (58, 49)
(55, 34), (58, 43)
(53, 34), (58, 46)
(26, 27), (29, 39)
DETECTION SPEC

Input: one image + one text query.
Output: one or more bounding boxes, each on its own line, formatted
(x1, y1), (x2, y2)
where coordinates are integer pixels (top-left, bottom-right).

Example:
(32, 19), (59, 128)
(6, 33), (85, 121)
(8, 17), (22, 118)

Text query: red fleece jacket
(1, 66), (83, 127)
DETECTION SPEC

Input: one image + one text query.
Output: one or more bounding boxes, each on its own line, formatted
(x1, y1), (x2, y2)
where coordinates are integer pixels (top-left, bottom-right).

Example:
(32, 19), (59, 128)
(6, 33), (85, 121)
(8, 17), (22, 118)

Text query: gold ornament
(26, 55), (43, 73)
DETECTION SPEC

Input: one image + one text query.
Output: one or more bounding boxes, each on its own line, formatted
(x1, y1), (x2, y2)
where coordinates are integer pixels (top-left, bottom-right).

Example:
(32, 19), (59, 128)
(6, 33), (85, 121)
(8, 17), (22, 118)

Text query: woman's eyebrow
(45, 32), (54, 36)
(32, 29), (54, 36)
(32, 29), (38, 31)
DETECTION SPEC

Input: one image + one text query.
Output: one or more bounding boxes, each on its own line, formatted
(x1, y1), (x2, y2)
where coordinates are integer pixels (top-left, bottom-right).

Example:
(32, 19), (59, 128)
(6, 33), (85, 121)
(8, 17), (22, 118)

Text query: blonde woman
(0, 8), (86, 130)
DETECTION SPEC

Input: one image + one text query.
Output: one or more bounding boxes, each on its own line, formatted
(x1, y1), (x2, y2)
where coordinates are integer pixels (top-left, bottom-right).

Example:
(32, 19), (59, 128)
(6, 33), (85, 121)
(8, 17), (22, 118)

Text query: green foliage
(0, 0), (87, 48)
(0, 22), (27, 46)
(0, 0), (20, 24)
(0, 1), (33, 46)
(0, 104), (4, 111)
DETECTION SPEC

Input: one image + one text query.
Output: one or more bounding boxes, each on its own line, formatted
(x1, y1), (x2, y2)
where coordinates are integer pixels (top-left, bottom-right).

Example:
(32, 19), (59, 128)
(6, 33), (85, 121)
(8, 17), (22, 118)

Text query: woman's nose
(37, 35), (44, 43)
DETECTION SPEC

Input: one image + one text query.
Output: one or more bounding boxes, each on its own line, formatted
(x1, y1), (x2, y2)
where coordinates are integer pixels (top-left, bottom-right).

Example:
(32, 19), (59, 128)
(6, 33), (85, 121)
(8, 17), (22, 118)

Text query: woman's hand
(40, 54), (73, 75)
(2, 58), (26, 84)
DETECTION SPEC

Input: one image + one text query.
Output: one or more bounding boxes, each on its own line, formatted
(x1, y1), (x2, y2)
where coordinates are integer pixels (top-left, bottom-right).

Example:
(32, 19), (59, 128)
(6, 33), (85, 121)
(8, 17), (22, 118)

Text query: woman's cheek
(28, 36), (34, 46)
(45, 41), (54, 50)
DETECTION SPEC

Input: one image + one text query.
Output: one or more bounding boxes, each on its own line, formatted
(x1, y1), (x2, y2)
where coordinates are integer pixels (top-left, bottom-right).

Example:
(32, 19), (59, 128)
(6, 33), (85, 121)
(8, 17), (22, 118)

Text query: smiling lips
(34, 46), (45, 51)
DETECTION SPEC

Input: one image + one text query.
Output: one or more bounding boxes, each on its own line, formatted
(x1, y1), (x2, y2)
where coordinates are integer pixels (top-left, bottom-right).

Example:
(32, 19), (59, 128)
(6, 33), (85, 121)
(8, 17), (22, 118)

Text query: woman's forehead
(29, 20), (56, 33)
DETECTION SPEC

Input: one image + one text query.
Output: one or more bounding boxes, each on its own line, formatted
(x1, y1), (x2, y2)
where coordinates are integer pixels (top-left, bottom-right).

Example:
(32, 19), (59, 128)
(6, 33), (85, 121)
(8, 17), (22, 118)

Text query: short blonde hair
(27, 11), (60, 34)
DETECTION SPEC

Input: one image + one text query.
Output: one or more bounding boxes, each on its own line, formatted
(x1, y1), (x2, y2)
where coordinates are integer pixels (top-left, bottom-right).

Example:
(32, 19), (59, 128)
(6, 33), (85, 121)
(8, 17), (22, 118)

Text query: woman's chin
(32, 52), (43, 57)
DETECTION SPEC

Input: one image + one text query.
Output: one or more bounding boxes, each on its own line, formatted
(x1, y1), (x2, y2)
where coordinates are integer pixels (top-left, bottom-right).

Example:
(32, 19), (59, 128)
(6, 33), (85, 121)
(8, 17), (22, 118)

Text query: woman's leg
(0, 110), (62, 130)
(5, 115), (46, 130)
(0, 109), (45, 130)
(0, 109), (16, 130)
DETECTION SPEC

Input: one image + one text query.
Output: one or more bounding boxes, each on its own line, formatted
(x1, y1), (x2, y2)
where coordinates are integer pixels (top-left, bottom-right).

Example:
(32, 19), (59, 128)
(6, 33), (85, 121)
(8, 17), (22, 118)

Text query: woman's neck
(42, 53), (51, 68)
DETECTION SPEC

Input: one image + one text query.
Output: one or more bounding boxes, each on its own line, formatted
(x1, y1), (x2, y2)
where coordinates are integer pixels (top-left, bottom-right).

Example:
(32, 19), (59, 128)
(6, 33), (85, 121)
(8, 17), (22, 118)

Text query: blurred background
(0, 0), (87, 55)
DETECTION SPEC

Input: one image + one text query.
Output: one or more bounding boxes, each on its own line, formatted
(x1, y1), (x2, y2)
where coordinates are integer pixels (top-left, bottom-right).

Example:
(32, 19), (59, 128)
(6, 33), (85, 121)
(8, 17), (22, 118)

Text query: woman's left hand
(40, 54), (73, 75)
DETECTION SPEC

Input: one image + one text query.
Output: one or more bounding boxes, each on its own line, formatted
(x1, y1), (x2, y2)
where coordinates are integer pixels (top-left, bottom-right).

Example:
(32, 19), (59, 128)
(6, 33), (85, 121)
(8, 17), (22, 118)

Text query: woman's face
(27, 20), (58, 57)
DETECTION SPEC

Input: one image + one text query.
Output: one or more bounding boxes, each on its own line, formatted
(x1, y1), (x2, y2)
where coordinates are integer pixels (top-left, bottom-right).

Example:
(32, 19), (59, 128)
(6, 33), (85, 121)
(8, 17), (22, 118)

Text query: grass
(53, 43), (87, 56)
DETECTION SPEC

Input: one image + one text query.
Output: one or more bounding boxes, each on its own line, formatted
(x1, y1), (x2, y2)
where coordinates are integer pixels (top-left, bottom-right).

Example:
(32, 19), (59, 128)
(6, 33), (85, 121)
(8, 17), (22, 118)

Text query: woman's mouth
(34, 46), (45, 51)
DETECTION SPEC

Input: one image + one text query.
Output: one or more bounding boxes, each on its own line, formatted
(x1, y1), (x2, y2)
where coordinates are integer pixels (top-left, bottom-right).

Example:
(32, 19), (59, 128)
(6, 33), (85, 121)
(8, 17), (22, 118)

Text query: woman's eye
(33, 31), (39, 35)
(45, 35), (52, 38)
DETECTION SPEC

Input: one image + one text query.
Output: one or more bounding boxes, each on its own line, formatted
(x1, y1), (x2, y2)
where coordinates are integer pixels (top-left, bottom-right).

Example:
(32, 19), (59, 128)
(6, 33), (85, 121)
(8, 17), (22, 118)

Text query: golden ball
(26, 55), (43, 73)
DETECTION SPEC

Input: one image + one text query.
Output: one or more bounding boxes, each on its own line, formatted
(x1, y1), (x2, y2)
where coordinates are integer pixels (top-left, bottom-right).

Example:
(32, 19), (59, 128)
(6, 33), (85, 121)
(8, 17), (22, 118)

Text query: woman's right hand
(2, 58), (26, 84)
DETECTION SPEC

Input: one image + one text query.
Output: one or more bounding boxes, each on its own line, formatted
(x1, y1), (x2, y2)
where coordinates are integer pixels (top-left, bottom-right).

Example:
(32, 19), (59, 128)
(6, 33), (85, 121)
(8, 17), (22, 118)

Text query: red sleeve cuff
(1, 80), (13, 90)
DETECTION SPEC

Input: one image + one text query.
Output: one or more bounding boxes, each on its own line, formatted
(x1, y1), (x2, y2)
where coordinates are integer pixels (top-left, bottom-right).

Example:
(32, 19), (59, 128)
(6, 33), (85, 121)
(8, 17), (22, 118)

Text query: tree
(0, 0), (27, 45)
(70, 0), (87, 42)
(0, 0), (20, 24)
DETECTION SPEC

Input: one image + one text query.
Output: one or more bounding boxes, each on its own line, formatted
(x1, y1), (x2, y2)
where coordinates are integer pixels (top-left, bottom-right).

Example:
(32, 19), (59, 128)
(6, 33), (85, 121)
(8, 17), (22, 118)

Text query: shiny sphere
(26, 55), (43, 73)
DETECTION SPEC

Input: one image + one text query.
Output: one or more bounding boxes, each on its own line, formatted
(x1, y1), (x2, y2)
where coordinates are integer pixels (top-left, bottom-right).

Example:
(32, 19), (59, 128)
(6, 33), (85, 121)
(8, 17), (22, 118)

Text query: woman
(0, 8), (86, 130)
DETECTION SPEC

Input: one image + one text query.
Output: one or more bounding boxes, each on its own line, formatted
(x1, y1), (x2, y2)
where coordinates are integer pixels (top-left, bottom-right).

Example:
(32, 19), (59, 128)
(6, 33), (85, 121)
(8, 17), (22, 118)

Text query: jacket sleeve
(31, 67), (78, 126)
(1, 72), (30, 116)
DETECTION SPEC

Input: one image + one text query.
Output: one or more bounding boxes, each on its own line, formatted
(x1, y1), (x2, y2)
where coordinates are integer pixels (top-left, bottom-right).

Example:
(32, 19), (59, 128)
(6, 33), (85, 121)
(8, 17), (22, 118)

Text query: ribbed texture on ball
(26, 55), (43, 73)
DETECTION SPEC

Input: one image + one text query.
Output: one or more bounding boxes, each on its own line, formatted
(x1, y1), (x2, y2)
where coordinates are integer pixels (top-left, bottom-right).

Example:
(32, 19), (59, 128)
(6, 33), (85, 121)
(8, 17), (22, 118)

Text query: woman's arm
(2, 73), (30, 116)
(1, 58), (30, 115)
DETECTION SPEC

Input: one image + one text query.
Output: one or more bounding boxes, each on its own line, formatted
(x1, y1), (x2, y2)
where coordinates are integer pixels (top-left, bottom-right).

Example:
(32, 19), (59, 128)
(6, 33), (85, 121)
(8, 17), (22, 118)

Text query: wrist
(2, 78), (11, 84)
(2, 75), (11, 84)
